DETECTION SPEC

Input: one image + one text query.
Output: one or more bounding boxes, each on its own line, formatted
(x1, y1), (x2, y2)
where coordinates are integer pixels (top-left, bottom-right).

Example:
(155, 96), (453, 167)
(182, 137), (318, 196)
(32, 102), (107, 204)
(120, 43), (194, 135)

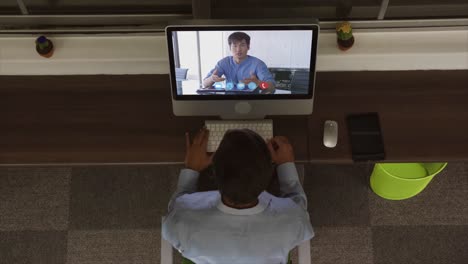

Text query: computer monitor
(166, 19), (319, 119)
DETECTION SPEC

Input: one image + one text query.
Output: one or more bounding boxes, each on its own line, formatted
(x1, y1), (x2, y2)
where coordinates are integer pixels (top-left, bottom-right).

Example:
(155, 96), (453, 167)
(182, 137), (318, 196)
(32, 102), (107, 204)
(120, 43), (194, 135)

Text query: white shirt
(162, 162), (314, 264)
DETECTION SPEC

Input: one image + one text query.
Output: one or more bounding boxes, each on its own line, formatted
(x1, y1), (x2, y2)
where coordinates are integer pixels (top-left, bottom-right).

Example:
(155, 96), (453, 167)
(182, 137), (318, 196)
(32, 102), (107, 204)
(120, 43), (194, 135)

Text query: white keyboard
(205, 119), (273, 152)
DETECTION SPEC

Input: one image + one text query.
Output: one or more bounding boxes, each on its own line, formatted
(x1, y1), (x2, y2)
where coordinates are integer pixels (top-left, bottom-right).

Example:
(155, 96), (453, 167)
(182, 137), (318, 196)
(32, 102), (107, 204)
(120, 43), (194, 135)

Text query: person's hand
(267, 136), (295, 165)
(210, 69), (226, 83)
(185, 127), (213, 172)
(242, 72), (260, 86)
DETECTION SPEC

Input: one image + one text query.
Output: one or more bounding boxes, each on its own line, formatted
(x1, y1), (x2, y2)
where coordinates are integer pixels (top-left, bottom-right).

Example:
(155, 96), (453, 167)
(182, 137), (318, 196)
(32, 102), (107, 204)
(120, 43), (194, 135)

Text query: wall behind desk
(0, 29), (467, 75)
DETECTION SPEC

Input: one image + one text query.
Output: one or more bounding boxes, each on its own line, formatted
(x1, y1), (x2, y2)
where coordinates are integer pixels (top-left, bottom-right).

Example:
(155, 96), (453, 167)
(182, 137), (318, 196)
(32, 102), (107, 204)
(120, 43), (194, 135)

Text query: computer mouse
(323, 120), (338, 148)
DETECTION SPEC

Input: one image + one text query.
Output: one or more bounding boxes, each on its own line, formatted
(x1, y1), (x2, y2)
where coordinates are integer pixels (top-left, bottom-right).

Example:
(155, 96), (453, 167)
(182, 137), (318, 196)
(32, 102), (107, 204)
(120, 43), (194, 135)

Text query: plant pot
(337, 36), (354, 51)
(36, 39), (54, 58)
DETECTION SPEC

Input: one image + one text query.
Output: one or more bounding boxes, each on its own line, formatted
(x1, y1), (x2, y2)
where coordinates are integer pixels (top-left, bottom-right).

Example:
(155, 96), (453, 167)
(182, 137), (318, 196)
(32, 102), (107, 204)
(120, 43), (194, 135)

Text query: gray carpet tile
(0, 167), (71, 231)
(369, 162), (468, 226)
(310, 227), (373, 264)
(372, 225), (468, 264)
(1, 162), (467, 263)
(0, 230), (68, 264)
(67, 229), (160, 264)
(69, 165), (181, 230)
(304, 164), (372, 227)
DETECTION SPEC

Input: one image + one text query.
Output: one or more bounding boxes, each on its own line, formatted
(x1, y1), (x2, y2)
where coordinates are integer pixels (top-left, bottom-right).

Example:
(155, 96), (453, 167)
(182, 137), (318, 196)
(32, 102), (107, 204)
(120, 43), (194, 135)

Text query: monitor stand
(219, 102), (265, 120)
(235, 102), (252, 114)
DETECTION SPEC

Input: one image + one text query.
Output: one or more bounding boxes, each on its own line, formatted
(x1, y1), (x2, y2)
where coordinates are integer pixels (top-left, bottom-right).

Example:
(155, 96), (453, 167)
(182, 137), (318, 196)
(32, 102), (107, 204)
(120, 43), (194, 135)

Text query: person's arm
(203, 66), (226, 88)
(268, 137), (315, 251)
(267, 136), (308, 211)
(261, 81), (276, 94)
(167, 168), (200, 212)
(257, 61), (276, 94)
(163, 128), (212, 255)
(242, 62), (276, 94)
(167, 127), (213, 212)
(277, 162), (308, 211)
(202, 73), (215, 88)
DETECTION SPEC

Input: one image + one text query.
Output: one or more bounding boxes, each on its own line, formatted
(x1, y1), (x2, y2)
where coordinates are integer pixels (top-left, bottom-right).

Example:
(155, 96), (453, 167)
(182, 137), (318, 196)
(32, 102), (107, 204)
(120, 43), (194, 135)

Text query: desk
(1, 71), (467, 165)
(0, 75), (307, 165)
(308, 71), (468, 163)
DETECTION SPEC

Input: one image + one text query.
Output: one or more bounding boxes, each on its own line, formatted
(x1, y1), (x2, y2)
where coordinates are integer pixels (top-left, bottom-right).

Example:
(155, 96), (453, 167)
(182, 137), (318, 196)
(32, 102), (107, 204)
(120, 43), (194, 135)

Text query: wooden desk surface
(309, 71), (468, 163)
(1, 71), (467, 165)
(0, 75), (308, 164)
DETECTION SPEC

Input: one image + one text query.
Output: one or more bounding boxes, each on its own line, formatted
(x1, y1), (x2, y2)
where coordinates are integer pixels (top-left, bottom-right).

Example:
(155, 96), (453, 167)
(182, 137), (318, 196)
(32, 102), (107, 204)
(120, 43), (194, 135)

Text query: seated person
(202, 32), (276, 94)
(162, 127), (314, 264)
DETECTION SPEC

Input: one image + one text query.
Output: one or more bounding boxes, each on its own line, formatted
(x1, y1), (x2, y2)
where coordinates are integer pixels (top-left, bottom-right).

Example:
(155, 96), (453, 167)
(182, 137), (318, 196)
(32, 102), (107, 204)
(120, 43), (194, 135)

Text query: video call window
(170, 30), (314, 96)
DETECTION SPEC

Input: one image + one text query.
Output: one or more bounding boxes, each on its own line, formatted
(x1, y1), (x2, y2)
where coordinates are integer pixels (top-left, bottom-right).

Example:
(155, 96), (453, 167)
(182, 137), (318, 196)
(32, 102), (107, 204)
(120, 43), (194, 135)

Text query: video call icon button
(226, 82), (234, 90)
(214, 82), (223, 89)
(248, 82), (257, 90)
(260, 81), (269, 90)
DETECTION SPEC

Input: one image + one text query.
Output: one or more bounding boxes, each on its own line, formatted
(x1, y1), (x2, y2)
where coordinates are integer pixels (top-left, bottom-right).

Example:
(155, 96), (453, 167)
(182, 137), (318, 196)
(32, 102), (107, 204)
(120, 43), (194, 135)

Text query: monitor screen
(166, 25), (318, 100)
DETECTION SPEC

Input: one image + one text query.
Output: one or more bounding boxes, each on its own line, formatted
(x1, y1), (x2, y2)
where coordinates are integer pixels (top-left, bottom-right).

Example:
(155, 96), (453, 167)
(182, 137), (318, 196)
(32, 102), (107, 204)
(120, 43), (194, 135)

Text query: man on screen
(202, 32), (276, 94)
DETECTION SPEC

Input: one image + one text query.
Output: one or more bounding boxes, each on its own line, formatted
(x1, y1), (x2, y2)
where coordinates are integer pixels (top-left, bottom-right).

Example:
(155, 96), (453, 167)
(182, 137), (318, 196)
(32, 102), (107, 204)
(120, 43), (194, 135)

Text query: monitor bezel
(166, 24), (319, 101)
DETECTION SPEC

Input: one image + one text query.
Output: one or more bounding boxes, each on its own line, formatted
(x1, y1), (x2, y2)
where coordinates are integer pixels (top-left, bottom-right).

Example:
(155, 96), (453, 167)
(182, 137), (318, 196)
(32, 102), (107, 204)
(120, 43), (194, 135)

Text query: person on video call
(162, 127), (314, 264)
(202, 32), (276, 94)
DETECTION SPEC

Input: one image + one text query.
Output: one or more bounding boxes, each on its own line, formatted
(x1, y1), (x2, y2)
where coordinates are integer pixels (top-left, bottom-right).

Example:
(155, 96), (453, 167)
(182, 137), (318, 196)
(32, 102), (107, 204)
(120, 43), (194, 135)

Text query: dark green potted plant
(35, 36), (54, 58)
(336, 21), (355, 51)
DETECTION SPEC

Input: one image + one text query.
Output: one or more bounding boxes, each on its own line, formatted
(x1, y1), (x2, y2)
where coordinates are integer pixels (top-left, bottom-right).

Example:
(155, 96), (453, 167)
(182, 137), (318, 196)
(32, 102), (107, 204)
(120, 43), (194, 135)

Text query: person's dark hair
(213, 129), (273, 205)
(228, 32), (251, 47)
